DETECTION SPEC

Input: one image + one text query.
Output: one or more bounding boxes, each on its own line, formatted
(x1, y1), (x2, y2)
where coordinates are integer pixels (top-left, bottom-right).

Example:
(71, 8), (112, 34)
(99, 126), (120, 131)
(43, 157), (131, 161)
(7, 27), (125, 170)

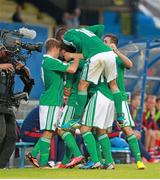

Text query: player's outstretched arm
(111, 44), (133, 69)
(64, 52), (84, 62)
(66, 58), (80, 74)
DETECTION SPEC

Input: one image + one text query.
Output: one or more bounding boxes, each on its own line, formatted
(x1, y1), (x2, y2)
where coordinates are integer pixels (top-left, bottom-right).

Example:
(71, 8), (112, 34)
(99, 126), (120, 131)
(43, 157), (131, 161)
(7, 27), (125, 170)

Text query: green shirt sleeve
(85, 24), (104, 38)
(44, 58), (69, 72)
(78, 59), (85, 70)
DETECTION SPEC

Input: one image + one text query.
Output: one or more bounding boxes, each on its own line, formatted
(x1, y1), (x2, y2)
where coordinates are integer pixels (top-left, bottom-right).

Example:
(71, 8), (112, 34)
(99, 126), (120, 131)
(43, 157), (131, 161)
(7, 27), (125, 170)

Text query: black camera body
(0, 29), (43, 62)
(0, 69), (29, 107)
(0, 28), (42, 107)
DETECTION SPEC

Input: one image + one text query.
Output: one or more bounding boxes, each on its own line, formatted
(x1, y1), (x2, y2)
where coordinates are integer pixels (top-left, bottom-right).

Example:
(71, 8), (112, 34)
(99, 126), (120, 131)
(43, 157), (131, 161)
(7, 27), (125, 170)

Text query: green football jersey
(63, 25), (112, 59)
(40, 55), (69, 106)
(89, 76), (114, 100)
(116, 56), (127, 101)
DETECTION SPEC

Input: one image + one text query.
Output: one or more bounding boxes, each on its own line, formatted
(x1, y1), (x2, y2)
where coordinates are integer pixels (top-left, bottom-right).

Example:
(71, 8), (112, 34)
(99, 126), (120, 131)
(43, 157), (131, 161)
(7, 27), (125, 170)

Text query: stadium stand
(0, 0), (56, 28)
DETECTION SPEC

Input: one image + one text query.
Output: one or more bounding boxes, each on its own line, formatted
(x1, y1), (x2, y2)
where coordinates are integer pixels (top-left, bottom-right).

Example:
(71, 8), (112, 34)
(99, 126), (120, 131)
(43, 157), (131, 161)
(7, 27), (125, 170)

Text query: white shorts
(122, 101), (135, 127)
(39, 105), (62, 131)
(59, 105), (75, 127)
(81, 91), (115, 130)
(81, 51), (117, 84)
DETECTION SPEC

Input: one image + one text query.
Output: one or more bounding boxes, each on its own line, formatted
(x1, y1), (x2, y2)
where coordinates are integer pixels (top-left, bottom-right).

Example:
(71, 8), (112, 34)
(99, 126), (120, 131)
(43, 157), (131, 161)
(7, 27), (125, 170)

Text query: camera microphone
(19, 27), (36, 39)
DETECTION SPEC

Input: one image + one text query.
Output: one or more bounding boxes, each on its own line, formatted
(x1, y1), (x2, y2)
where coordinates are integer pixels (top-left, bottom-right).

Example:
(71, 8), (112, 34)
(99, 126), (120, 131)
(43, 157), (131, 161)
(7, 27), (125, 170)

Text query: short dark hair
(61, 42), (76, 53)
(103, 34), (118, 46)
(45, 38), (60, 52)
(55, 27), (67, 41)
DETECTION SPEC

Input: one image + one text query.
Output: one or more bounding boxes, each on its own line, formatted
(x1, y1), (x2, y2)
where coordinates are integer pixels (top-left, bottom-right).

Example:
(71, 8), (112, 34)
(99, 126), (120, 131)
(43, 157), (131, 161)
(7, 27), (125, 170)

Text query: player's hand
(0, 63), (14, 73)
(110, 43), (119, 54)
(64, 52), (73, 61)
(64, 87), (71, 96)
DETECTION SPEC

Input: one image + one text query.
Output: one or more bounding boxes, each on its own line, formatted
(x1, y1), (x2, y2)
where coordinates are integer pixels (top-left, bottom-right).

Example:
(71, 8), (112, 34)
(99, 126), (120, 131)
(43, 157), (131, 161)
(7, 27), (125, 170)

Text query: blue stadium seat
(111, 147), (130, 152)
(111, 147), (131, 164)
(16, 119), (35, 168)
(16, 141), (34, 168)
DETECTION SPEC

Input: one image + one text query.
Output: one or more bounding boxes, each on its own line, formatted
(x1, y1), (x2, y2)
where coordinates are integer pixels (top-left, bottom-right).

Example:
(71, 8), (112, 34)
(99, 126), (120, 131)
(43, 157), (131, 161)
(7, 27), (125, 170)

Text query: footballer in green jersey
(56, 60), (85, 168)
(27, 38), (80, 168)
(103, 34), (145, 170)
(80, 77), (115, 169)
(60, 59), (85, 126)
(40, 54), (69, 106)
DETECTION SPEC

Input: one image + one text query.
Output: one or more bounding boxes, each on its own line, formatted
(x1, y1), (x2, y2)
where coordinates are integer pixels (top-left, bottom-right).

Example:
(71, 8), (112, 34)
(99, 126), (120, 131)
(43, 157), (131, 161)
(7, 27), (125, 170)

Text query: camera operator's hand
(15, 62), (25, 71)
(0, 63), (14, 73)
(0, 48), (11, 59)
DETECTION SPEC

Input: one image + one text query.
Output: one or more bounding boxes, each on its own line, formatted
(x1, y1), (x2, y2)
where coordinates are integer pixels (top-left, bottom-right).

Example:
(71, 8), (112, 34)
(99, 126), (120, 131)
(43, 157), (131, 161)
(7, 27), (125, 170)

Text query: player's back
(64, 28), (112, 59)
(40, 55), (65, 106)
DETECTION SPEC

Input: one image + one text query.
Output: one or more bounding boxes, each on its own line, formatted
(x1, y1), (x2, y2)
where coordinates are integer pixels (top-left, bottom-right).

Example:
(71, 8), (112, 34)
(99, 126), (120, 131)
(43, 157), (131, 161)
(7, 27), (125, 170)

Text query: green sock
(113, 90), (122, 116)
(74, 91), (87, 118)
(31, 138), (41, 158)
(94, 135), (103, 164)
(127, 134), (142, 162)
(62, 146), (72, 164)
(62, 132), (81, 157)
(82, 131), (99, 163)
(39, 137), (51, 166)
(98, 134), (114, 165)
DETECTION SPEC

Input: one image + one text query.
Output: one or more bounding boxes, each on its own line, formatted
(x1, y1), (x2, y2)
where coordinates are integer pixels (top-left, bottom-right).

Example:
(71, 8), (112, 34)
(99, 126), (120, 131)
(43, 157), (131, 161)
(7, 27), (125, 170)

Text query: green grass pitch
(0, 163), (159, 179)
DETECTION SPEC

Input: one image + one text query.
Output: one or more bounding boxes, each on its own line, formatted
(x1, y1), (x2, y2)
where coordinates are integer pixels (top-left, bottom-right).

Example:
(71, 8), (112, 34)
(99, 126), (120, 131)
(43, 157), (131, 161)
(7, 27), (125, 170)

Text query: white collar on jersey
(43, 54), (66, 64)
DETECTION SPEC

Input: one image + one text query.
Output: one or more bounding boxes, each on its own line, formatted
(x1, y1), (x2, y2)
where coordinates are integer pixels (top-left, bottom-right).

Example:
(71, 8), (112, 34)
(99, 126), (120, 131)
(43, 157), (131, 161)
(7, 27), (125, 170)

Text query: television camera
(0, 27), (43, 107)
(0, 27), (42, 62)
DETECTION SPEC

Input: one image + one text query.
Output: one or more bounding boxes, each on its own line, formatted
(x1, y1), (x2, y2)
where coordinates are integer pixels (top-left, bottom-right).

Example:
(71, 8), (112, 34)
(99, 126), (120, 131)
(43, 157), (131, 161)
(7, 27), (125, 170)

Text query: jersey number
(76, 28), (95, 37)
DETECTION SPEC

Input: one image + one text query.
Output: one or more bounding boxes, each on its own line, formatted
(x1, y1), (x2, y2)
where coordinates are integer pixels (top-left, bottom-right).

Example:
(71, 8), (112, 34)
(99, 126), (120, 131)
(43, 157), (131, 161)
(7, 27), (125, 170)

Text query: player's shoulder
(43, 54), (54, 61)
(43, 54), (64, 65)
(65, 28), (78, 34)
(43, 54), (61, 62)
